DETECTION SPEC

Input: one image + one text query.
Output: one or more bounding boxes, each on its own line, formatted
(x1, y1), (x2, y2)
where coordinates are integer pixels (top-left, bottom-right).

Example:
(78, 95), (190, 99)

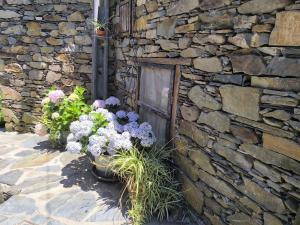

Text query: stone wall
(111, 0), (300, 224)
(0, 0), (93, 132)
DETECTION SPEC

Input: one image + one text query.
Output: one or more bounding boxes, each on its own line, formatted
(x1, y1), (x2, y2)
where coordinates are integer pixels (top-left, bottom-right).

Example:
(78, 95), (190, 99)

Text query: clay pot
(93, 155), (118, 182)
(95, 29), (106, 37)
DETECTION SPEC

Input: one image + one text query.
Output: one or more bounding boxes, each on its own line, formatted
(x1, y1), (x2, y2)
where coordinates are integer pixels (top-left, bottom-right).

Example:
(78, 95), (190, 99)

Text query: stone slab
(220, 85), (261, 121)
(179, 120), (209, 147)
(263, 133), (300, 161)
(270, 11), (300, 46)
(251, 77), (300, 92)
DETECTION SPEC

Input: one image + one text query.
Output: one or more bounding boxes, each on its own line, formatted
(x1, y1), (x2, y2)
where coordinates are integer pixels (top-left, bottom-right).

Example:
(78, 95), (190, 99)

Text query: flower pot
(92, 155), (118, 182)
(59, 131), (69, 147)
(95, 29), (106, 37)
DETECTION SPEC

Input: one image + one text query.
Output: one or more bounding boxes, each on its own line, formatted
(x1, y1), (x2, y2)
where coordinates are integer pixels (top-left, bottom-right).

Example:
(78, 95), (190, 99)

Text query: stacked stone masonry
(110, 0), (300, 225)
(0, 0), (92, 132)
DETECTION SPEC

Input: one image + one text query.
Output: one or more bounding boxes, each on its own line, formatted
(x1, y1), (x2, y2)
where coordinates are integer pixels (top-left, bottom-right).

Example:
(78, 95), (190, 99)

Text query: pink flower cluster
(92, 100), (106, 109)
(48, 90), (65, 104)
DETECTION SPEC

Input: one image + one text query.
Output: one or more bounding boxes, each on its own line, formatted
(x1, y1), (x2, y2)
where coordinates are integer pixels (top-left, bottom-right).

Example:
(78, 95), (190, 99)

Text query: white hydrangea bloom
(70, 121), (82, 134)
(67, 133), (78, 142)
(74, 120), (94, 140)
(66, 142), (82, 154)
(87, 144), (103, 157)
(89, 135), (107, 147)
(79, 115), (91, 122)
(51, 112), (60, 120)
(96, 108), (116, 122)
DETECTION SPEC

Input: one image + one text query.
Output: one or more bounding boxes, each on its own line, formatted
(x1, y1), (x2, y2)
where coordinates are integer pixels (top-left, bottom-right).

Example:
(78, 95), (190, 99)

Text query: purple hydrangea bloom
(105, 96), (120, 106)
(48, 90), (65, 104)
(93, 100), (106, 109)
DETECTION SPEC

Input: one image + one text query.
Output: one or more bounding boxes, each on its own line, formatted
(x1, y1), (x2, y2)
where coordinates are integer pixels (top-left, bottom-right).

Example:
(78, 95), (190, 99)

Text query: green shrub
(111, 146), (182, 225)
(42, 86), (92, 144)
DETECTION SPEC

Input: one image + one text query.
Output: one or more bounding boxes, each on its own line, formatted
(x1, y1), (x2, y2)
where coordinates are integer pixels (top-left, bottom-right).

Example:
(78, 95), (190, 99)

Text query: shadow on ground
(60, 155), (129, 220)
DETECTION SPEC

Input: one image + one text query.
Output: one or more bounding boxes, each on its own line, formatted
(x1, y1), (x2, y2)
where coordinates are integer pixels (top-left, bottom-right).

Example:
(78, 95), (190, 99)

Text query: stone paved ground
(0, 130), (129, 225)
(0, 130), (200, 225)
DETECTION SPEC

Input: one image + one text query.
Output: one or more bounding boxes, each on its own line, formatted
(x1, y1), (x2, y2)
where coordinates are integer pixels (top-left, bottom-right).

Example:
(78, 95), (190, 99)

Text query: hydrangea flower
(48, 90), (65, 104)
(34, 123), (48, 136)
(41, 97), (50, 106)
(93, 100), (106, 109)
(67, 133), (78, 142)
(105, 96), (120, 106)
(69, 120), (94, 140)
(87, 135), (108, 157)
(113, 121), (124, 133)
(66, 141), (82, 154)
(106, 131), (132, 155)
(51, 112), (59, 120)
(68, 93), (79, 101)
(96, 108), (116, 122)
(123, 122), (139, 134)
(74, 120), (94, 140)
(136, 122), (156, 147)
(87, 144), (103, 157)
(116, 110), (127, 119)
(67, 101), (157, 157)
(79, 115), (91, 122)
(127, 111), (139, 122)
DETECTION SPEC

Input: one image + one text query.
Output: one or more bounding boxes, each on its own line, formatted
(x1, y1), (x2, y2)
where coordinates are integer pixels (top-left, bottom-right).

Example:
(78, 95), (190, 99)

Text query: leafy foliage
(111, 146), (182, 225)
(42, 86), (91, 144)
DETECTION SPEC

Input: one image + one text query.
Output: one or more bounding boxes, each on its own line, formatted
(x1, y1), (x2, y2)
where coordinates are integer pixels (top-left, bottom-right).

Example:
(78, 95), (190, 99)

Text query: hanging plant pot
(95, 29), (106, 37)
(91, 155), (118, 182)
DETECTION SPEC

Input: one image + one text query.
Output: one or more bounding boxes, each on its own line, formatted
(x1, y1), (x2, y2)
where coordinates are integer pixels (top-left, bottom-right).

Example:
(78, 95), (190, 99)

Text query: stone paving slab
(0, 131), (128, 225)
(0, 131), (202, 225)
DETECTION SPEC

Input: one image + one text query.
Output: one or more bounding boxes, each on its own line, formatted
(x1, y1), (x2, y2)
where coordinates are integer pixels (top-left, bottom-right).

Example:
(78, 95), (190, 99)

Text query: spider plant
(111, 145), (182, 225)
(92, 19), (109, 32)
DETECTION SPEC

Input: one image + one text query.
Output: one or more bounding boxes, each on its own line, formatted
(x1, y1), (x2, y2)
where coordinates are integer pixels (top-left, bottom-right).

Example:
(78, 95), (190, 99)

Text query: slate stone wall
(111, 0), (300, 224)
(0, 0), (93, 132)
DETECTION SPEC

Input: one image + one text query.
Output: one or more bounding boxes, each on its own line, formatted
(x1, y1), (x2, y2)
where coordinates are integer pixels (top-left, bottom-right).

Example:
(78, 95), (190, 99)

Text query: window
(119, 0), (134, 34)
(138, 65), (175, 145)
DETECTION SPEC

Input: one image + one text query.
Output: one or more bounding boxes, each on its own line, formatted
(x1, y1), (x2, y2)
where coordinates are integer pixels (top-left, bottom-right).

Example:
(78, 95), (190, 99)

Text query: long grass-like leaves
(111, 145), (181, 225)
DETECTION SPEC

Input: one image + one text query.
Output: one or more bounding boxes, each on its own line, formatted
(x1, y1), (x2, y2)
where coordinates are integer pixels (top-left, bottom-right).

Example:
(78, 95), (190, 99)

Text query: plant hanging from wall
(92, 19), (109, 37)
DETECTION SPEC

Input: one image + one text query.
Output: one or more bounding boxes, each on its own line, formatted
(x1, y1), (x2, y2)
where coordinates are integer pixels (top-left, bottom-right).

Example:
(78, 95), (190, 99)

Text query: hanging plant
(92, 19), (109, 37)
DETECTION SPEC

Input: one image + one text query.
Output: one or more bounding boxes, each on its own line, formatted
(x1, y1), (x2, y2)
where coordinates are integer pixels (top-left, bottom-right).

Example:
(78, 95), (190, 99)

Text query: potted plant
(65, 96), (157, 181)
(92, 19), (109, 37)
(36, 86), (91, 147)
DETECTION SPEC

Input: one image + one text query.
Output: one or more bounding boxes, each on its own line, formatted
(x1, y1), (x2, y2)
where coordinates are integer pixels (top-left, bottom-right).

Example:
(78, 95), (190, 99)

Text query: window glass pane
(140, 66), (173, 114)
(120, 2), (130, 33)
(140, 107), (168, 146)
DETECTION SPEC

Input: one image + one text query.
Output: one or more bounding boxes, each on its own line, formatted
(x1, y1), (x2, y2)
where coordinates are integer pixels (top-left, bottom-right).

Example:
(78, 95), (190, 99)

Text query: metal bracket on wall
(92, 0), (109, 100)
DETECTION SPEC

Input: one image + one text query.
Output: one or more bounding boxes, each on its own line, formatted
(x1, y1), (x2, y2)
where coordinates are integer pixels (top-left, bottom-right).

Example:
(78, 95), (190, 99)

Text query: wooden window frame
(136, 62), (182, 143)
(119, 0), (134, 36)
